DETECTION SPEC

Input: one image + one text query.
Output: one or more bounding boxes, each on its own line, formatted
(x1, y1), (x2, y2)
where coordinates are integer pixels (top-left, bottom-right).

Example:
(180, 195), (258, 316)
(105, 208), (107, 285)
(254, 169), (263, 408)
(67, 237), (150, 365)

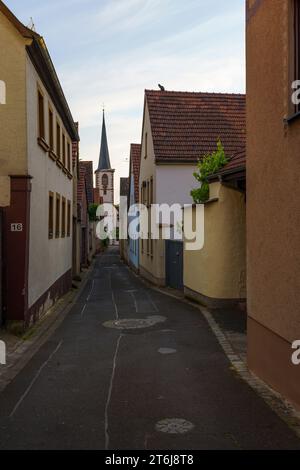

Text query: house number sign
(11, 223), (23, 232)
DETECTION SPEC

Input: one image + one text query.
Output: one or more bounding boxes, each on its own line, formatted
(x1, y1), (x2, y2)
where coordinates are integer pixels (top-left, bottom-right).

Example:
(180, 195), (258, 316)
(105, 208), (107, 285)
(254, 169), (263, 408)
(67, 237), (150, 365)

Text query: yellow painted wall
(0, 11), (29, 196)
(0, 176), (10, 206)
(247, 0), (300, 343)
(184, 182), (246, 300)
(246, 0), (300, 409)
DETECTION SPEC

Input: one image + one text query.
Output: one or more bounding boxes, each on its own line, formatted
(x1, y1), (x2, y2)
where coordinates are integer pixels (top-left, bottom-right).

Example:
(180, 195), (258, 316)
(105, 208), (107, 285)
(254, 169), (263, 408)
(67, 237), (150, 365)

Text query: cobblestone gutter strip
(0, 262), (95, 394)
(151, 284), (300, 441)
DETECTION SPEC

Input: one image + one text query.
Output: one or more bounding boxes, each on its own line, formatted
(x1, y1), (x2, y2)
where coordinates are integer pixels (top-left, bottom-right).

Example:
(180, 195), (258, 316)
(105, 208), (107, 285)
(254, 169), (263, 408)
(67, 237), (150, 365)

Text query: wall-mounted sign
(11, 223), (23, 232)
(0, 80), (6, 105)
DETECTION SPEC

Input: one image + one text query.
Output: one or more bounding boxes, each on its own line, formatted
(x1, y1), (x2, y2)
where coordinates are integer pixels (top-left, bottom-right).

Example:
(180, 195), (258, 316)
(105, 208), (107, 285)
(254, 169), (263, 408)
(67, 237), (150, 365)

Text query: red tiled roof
(72, 123), (79, 168)
(77, 163), (87, 202)
(145, 90), (246, 162)
(93, 188), (100, 205)
(72, 141), (78, 168)
(208, 147), (246, 182)
(220, 147), (246, 174)
(130, 143), (141, 202)
(81, 161), (94, 205)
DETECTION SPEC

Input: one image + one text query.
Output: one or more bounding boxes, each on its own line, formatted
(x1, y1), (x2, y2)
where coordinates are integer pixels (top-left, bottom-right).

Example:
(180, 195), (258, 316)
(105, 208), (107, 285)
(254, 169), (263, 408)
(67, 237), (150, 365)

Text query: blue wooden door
(165, 240), (184, 290)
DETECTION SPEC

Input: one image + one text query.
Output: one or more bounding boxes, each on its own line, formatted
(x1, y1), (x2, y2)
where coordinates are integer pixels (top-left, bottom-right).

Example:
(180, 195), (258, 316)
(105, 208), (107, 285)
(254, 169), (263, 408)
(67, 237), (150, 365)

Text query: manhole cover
(156, 419), (195, 435)
(103, 315), (166, 330)
(158, 348), (177, 355)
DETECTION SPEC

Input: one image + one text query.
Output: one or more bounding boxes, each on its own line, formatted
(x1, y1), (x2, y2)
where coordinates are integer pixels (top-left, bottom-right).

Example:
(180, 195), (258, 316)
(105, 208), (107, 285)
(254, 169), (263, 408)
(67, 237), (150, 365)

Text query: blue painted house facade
(128, 144), (141, 272)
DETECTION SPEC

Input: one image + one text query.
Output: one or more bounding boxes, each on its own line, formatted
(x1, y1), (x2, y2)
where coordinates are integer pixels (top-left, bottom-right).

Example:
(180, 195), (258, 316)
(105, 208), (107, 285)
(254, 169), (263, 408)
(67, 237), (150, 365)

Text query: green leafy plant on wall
(191, 139), (228, 204)
(88, 203), (99, 222)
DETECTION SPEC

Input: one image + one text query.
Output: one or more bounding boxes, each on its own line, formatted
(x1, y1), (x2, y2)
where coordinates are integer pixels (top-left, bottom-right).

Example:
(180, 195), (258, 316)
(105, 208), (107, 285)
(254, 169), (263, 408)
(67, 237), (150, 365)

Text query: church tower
(95, 110), (115, 205)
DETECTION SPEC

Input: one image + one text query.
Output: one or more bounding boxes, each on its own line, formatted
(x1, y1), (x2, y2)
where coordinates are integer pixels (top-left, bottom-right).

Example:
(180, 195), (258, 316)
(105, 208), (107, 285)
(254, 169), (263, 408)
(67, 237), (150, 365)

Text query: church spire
(97, 109), (111, 171)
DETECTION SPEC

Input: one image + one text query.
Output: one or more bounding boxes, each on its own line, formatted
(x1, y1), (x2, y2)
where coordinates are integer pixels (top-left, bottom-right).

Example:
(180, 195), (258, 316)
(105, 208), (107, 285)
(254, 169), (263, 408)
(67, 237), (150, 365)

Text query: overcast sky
(7, 0), (245, 201)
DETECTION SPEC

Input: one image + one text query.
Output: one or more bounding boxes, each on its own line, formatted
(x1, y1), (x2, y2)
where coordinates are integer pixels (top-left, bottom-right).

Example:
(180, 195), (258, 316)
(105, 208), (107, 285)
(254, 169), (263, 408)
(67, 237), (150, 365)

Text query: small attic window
(145, 133), (148, 159)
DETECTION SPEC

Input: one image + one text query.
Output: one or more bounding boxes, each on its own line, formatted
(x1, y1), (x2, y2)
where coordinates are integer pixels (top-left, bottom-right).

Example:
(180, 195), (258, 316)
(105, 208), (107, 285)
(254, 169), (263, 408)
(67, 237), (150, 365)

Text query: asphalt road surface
(0, 247), (299, 450)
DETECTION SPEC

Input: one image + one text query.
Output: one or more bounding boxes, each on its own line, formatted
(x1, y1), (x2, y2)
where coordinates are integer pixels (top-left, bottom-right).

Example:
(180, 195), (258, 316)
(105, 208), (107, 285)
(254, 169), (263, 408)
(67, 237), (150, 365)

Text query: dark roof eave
(208, 165), (246, 182)
(26, 38), (79, 142)
(155, 158), (198, 165)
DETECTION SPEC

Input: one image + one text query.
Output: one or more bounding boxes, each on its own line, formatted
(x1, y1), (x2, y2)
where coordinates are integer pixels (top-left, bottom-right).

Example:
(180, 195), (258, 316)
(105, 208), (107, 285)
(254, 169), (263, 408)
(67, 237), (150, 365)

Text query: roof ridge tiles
(145, 89), (245, 97)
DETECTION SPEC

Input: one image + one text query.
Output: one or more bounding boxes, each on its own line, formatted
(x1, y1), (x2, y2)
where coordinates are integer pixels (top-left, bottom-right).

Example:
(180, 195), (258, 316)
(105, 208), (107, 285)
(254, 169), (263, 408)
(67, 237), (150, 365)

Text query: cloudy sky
(7, 0), (245, 201)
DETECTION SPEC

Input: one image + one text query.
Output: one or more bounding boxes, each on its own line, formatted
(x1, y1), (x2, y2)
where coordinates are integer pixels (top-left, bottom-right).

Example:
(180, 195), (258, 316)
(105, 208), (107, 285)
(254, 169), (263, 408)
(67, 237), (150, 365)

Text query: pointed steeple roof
(97, 110), (111, 171)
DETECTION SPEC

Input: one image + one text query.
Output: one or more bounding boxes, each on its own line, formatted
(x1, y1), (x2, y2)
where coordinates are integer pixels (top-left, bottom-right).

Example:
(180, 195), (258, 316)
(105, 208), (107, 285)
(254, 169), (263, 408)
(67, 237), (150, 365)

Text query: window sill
(38, 137), (49, 153)
(56, 159), (63, 170)
(48, 150), (57, 161)
(49, 152), (73, 179)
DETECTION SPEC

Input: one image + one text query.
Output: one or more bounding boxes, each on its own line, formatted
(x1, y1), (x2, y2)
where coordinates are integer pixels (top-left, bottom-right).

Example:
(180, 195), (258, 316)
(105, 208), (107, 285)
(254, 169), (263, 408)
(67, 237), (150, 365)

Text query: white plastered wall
(26, 55), (73, 308)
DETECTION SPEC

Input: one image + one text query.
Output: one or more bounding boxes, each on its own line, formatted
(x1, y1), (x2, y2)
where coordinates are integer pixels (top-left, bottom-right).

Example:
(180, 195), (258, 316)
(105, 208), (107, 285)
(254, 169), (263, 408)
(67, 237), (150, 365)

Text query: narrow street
(0, 247), (299, 450)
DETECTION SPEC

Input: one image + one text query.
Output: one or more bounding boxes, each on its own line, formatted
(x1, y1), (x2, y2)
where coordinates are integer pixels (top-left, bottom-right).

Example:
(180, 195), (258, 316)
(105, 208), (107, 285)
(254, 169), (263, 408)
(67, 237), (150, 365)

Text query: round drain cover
(156, 418), (195, 435)
(103, 316), (166, 330)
